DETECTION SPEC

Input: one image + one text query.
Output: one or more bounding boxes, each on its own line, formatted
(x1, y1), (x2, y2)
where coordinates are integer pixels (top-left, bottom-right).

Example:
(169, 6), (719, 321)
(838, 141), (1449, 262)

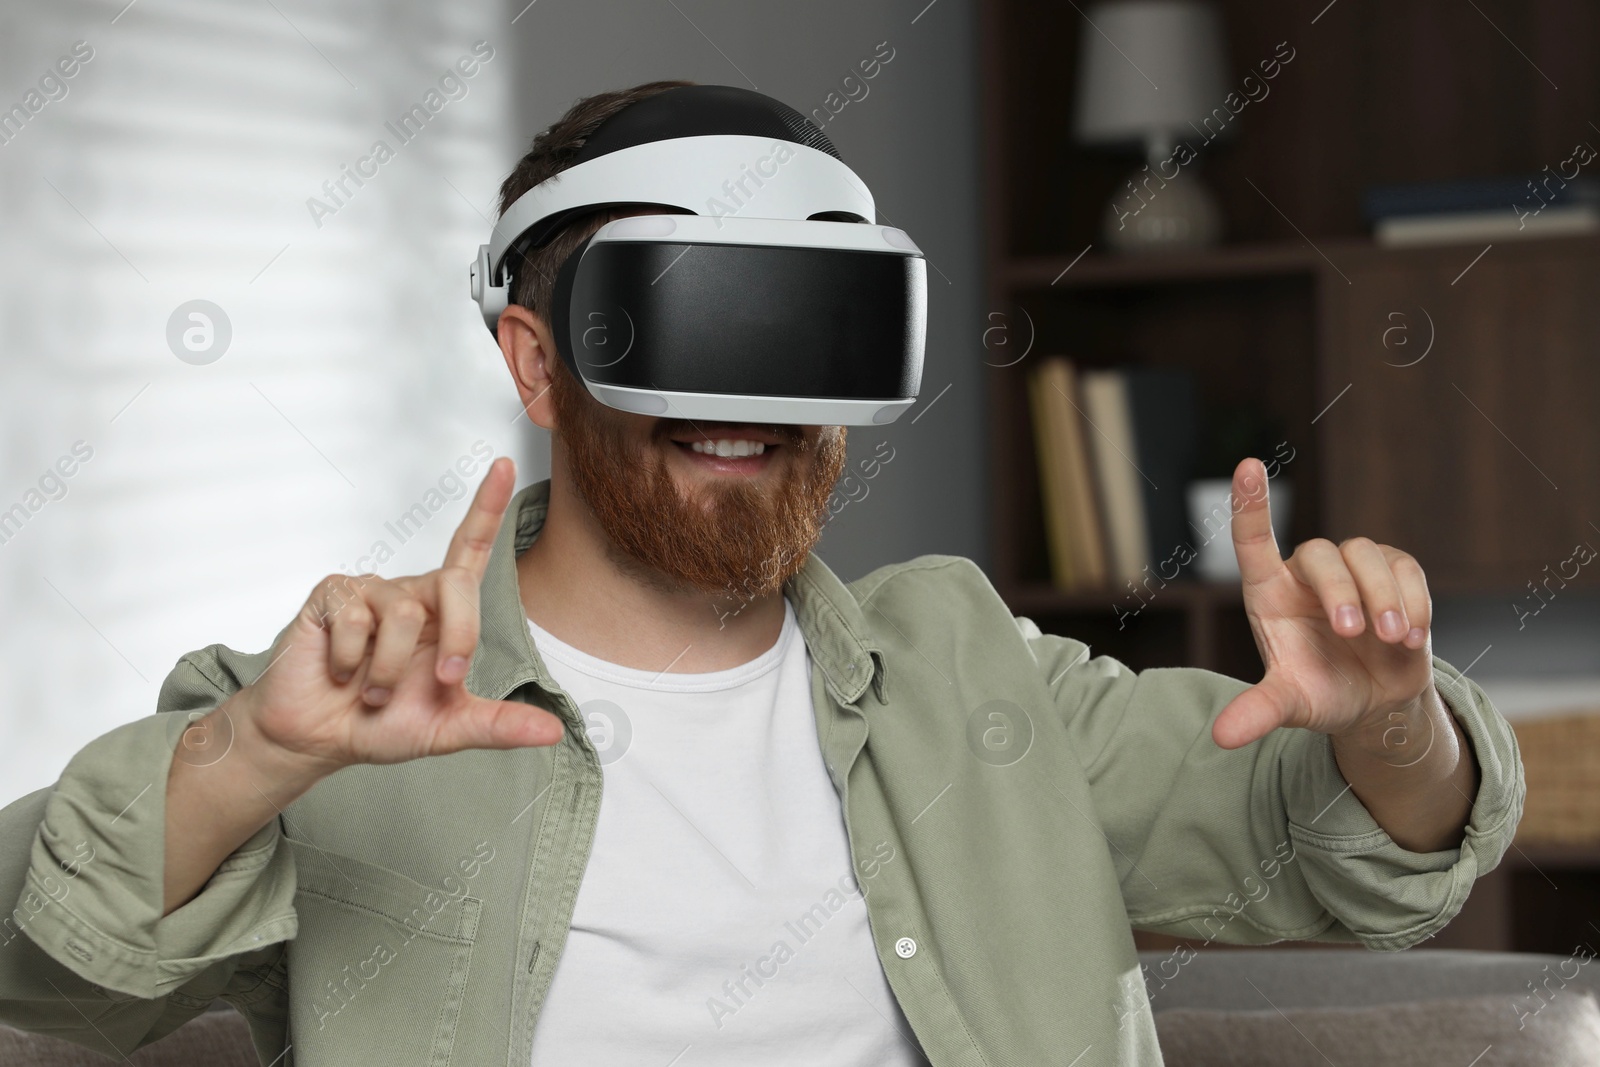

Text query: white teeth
(689, 439), (765, 457)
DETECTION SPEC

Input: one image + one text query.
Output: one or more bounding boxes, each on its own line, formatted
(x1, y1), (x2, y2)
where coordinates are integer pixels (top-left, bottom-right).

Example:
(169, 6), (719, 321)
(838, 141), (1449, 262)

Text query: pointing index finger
(435, 456), (515, 684)
(444, 456), (515, 582)
(1229, 456), (1284, 588)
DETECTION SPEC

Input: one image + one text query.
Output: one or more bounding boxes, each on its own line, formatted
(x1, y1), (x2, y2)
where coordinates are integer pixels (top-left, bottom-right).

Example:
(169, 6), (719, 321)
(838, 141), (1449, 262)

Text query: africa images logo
(306, 42), (495, 229)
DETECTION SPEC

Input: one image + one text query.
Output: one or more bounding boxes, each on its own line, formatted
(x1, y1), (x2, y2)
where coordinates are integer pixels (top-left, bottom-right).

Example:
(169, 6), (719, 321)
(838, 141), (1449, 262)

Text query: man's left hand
(1212, 456), (1437, 753)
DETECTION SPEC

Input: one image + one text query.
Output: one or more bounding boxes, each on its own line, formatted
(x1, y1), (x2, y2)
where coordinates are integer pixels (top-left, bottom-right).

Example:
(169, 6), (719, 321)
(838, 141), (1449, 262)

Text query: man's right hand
(160, 456), (559, 916)
(231, 455), (564, 778)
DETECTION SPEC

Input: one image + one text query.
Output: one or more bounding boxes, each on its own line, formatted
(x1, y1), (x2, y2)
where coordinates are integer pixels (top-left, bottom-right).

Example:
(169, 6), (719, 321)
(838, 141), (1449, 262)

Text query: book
(1363, 175), (1600, 221)
(1080, 369), (1150, 587)
(1375, 204), (1600, 247)
(1026, 360), (1077, 589)
(1051, 358), (1110, 588)
(1121, 366), (1199, 579)
(1028, 357), (1109, 589)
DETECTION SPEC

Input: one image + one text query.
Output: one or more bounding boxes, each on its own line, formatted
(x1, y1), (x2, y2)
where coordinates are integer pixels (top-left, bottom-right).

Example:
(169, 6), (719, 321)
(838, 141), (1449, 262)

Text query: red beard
(548, 357), (847, 609)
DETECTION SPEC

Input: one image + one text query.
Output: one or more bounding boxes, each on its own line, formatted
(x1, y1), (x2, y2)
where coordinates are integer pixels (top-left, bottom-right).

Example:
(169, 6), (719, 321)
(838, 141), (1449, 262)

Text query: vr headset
(469, 85), (927, 426)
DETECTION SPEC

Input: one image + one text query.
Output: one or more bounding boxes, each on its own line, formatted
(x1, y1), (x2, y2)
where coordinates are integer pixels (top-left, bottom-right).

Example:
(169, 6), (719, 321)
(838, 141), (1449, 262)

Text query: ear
(498, 304), (559, 432)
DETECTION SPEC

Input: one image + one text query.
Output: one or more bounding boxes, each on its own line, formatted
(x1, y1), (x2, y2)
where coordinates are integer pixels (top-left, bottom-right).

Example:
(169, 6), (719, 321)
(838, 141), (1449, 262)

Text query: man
(0, 82), (1522, 1066)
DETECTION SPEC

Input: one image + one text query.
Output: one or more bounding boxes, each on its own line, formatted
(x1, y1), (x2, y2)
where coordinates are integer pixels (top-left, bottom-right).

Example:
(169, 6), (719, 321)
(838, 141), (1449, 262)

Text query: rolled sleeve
(1278, 654), (1525, 950)
(1019, 615), (1526, 950)
(18, 654), (299, 1001)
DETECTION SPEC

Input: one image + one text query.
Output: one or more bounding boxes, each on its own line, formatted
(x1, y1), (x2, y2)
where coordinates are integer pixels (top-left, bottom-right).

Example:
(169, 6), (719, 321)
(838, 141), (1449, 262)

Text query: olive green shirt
(0, 478), (1525, 1065)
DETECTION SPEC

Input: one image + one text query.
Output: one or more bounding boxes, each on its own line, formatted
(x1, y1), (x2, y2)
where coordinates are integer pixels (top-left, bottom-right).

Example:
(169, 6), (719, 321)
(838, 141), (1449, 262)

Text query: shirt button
(894, 936), (917, 959)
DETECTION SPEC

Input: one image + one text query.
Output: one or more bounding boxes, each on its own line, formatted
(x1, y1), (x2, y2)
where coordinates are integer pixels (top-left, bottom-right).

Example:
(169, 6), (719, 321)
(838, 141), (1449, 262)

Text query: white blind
(0, 0), (528, 802)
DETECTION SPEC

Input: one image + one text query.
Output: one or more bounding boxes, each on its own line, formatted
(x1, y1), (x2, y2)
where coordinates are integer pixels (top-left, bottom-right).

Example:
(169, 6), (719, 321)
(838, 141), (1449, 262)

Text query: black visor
(551, 227), (926, 425)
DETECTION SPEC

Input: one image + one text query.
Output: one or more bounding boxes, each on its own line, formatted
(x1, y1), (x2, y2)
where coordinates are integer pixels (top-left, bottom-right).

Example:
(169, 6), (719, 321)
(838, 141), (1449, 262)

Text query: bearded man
(0, 82), (1523, 1067)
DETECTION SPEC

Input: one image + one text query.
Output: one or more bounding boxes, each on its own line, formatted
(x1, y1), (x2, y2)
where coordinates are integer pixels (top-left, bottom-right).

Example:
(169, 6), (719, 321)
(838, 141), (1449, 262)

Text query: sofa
(1141, 946), (1600, 1064)
(4, 948), (1599, 1064)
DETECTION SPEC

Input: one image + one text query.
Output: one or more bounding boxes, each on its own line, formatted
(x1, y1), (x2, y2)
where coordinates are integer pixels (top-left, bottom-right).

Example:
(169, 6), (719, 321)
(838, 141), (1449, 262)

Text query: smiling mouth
(679, 438), (769, 457)
(665, 425), (785, 473)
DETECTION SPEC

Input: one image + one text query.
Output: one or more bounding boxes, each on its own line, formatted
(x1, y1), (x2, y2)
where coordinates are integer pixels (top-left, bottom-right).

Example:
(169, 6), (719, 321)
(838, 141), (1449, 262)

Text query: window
(0, 0), (527, 801)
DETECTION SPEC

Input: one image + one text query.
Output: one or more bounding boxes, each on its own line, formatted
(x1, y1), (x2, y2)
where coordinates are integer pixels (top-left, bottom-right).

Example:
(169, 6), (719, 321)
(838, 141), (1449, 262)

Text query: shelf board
(1004, 579), (1244, 616)
(1507, 840), (1600, 869)
(1004, 232), (1600, 292)
(1003, 240), (1332, 290)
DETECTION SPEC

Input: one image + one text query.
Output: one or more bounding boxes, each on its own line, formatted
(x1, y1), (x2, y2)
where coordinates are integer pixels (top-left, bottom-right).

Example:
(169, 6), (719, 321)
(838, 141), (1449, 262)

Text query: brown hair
(495, 80), (695, 325)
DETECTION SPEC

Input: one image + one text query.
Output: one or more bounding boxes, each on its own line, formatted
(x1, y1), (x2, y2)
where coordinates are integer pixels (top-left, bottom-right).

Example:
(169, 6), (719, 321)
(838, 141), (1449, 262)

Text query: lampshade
(1071, 0), (1231, 151)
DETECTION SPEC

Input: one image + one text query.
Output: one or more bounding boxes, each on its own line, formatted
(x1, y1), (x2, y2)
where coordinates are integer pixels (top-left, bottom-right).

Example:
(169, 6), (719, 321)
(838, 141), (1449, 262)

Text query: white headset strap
(485, 134), (875, 282)
(589, 212), (922, 253)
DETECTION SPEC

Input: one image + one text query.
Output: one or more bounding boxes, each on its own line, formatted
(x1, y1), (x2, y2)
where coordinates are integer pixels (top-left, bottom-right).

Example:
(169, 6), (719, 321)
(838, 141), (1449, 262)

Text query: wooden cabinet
(976, 0), (1600, 954)
(1319, 237), (1600, 593)
(986, 233), (1600, 668)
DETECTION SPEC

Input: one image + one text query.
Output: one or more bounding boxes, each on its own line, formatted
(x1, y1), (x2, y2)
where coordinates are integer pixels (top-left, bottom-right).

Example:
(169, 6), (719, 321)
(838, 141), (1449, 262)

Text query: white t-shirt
(525, 597), (931, 1066)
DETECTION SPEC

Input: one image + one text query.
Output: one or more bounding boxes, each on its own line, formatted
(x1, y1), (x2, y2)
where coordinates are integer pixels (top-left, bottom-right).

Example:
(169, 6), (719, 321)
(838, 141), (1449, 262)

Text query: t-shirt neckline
(525, 596), (798, 693)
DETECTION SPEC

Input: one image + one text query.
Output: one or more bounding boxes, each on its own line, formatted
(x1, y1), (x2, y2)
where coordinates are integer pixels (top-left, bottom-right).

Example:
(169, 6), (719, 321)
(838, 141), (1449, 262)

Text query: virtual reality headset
(468, 85), (927, 426)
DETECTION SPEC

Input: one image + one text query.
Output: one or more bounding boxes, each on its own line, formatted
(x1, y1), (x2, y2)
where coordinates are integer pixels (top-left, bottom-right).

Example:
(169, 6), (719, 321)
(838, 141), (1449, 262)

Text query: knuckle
(367, 655), (404, 682)
(365, 668), (401, 691)
(458, 532), (495, 554)
(319, 575), (372, 619)
(391, 598), (427, 626)
(340, 604), (374, 630)
(395, 604), (428, 630)
(1314, 565), (1353, 592)
(437, 564), (478, 594)
(319, 572), (358, 597)
(444, 629), (481, 657)
(299, 597), (330, 625)
(313, 576), (343, 609)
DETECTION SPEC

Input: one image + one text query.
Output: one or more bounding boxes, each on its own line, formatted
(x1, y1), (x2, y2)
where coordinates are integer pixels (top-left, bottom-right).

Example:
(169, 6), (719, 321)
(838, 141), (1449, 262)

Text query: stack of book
(1025, 356), (1198, 591)
(1365, 174), (1600, 247)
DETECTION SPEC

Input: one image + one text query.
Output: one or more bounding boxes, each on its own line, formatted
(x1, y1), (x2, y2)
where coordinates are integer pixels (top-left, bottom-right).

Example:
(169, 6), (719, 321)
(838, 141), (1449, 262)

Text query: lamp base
(1101, 166), (1223, 253)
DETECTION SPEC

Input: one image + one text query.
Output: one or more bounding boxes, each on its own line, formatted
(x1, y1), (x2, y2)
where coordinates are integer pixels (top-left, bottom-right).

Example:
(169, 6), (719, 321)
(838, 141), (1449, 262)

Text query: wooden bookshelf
(1004, 240), (1327, 289)
(976, 0), (1600, 955)
(1008, 579), (1252, 677)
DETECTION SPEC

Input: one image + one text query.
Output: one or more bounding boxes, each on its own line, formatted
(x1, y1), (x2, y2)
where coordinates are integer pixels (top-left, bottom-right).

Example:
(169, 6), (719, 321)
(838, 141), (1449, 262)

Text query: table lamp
(1071, 0), (1231, 252)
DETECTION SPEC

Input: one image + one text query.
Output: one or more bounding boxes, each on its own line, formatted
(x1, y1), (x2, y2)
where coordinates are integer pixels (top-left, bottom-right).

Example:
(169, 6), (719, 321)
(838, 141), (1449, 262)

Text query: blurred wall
(0, 0), (525, 802)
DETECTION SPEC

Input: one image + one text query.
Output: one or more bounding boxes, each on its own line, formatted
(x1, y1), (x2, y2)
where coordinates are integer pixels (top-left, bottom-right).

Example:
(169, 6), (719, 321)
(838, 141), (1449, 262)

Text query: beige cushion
(0, 1009), (256, 1066)
(1155, 990), (1600, 1067)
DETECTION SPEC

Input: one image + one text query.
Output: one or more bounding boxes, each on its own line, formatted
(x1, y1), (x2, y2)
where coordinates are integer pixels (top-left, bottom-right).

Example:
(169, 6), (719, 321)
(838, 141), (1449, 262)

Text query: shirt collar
(467, 478), (885, 708)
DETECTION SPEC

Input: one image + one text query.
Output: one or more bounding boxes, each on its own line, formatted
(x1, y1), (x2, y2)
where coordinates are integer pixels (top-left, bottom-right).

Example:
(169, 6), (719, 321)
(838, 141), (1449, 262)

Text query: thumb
(1213, 672), (1303, 750)
(432, 693), (565, 754)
